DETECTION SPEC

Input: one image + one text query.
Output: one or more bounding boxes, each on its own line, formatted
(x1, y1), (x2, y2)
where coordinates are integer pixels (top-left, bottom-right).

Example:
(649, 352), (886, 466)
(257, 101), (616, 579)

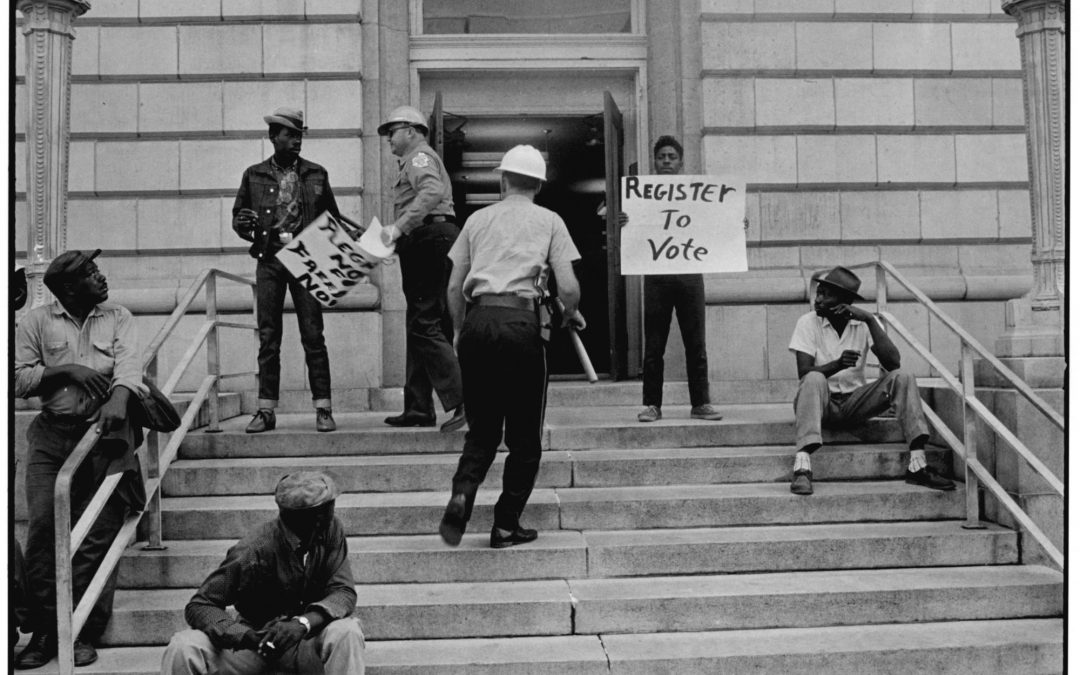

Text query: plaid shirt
(184, 517), (357, 649)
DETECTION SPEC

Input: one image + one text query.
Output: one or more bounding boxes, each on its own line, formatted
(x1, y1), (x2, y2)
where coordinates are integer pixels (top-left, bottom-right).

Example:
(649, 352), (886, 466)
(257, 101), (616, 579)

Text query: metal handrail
(52, 269), (257, 674)
(843, 261), (1063, 567)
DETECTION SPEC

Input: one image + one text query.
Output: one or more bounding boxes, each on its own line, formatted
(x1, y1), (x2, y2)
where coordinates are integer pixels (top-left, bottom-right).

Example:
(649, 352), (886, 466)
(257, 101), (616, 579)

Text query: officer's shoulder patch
(411, 153), (431, 169)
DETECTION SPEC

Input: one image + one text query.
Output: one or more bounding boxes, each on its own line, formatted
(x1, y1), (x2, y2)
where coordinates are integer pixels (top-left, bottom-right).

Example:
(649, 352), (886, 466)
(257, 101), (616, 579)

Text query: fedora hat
(263, 106), (308, 132)
(812, 266), (863, 301)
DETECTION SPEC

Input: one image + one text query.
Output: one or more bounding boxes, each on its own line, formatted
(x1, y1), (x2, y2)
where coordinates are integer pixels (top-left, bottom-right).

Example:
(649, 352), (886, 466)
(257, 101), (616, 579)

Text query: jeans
(642, 274), (710, 408)
(451, 306), (547, 531)
(397, 221), (463, 417)
(23, 414), (127, 640)
(255, 256), (332, 409)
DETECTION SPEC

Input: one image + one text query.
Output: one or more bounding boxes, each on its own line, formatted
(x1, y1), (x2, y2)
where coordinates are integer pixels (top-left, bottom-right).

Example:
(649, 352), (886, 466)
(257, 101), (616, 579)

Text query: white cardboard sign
(276, 212), (376, 307)
(619, 175), (748, 275)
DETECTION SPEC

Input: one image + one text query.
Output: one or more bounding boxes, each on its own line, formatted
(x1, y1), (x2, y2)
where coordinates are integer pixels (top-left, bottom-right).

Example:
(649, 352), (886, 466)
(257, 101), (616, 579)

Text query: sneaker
(73, 637), (98, 667)
(14, 631), (56, 670)
(440, 405), (466, 433)
(690, 404), (723, 421)
(316, 408), (336, 432)
(790, 469), (813, 496)
(637, 405), (662, 423)
(905, 466), (956, 491)
(245, 408), (276, 434)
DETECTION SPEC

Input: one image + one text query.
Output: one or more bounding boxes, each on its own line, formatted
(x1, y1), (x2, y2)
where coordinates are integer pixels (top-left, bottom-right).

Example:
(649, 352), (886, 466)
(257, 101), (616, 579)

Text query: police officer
(377, 106), (465, 433)
(439, 145), (586, 549)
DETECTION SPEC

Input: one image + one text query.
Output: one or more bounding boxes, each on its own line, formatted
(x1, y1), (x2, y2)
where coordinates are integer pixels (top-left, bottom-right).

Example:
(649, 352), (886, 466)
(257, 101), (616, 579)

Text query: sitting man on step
(788, 266), (955, 496)
(161, 471), (365, 674)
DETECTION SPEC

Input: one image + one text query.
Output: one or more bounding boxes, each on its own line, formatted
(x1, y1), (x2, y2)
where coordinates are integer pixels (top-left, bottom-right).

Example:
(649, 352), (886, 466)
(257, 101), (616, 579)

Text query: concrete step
(177, 405), (903, 459)
(18, 619), (1063, 674)
(160, 481), (964, 539)
(118, 521), (1015, 589)
(162, 443), (950, 496)
(97, 565), (1061, 645)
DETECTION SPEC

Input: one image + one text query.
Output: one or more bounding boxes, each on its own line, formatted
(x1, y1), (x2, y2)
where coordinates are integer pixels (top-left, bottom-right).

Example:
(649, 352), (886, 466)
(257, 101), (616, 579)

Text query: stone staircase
(19, 384), (1063, 673)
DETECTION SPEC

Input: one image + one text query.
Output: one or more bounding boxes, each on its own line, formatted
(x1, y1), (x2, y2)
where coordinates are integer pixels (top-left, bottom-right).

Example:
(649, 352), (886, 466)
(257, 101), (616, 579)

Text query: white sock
(794, 451), (812, 473)
(908, 449), (927, 472)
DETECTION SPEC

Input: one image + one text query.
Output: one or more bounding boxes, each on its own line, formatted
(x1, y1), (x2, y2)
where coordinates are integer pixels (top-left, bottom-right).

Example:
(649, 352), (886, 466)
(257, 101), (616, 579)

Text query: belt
(423, 214), (455, 225)
(473, 294), (537, 311)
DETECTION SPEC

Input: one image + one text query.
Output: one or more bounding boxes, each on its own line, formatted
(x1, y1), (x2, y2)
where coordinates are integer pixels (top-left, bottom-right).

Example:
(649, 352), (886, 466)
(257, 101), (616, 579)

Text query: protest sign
(619, 175), (747, 275)
(276, 212), (380, 307)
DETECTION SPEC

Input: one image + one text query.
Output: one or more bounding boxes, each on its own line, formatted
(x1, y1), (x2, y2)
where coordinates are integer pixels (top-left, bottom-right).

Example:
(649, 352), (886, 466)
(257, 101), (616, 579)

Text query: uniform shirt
(392, 142), (455, 236)
(448, 194), (580, 301)
(15, 300), (145, 416)
(788, 311), (879, 395)
(184, 517), (357, 650)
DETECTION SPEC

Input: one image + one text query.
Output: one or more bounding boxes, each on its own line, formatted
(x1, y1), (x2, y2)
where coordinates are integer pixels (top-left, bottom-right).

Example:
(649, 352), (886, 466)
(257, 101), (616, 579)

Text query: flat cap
(274, 471), (339, 510)
(43, 249), (101, 292)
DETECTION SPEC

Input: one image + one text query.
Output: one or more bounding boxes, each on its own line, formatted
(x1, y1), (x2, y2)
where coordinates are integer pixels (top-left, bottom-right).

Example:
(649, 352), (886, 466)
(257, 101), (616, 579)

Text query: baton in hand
(553, 298), (598, 383)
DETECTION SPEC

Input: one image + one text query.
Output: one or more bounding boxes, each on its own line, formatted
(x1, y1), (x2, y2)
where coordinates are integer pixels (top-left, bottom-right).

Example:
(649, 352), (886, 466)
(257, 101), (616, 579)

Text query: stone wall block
(755, 79), (834, 128)
(840, 191), (921, 241)
(223, 81), (307, 132)
(872, 23), (952, 71)
(835, 78), (914, 128)
(795, 23), (873, 71)
(323, 311), (382, 389)
(760, 192), (841, 242)
(702, 135), (797, 184)
(14, 84), (27, 137)
(928, 301), (1007, 378)
(222, 0), (305, 20)
(919, 190), (998, 239)
(701, 22), (795, 71)
(307, 80), (364, 131)
(69, 141), (97, 193)
(180, 139), (265, 192)
(139, 0), (220, 21)
(835, 0), (914, 15)
(701, 0), (754, 13)
(301, 138), (364, 189)
(68, 198), (137, 251)
(15, 201), (29, 254)
(879, 244), (960, 269)
(139, 82), (224, 134)
(71, 25), (99, 77)
(263, 24), (363, 75)
(879, 302), (932, 377)
(914, 78), (993, 127)
(71, 83), (138, 134)
(100, 26), (178, 77)
(137, 197), (223, 251)
(756, 0), (834, 13)
(796, 135), (877, 185)
(997, 190), (1032, 239)
(991, 78), (1025, 127)
(701, 78), (755, 128)
(955, 134), (1028, 183)
(765, 304), (808, 380)
(179, 25), (262, 76)
(743, 192), (761, 244)
(305, 0), (363, 17)
(96, 140), (180, 192)
(876, 135), (956, 184)
(708, 305), (768, 380)
(951, 22), (1023, 71)
(913, 0), (989, 15)
(88, 0), (138, 18)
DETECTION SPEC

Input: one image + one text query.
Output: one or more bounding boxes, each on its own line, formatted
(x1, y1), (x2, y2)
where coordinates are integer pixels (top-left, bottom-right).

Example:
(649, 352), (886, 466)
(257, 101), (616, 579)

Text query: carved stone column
(17, 0), (91, 309)
(990, 0), (1066, 382)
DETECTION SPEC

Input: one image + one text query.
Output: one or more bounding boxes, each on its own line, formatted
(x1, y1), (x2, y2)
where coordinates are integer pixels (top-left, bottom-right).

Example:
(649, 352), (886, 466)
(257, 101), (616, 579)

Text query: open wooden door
(603, 91), (629, 380)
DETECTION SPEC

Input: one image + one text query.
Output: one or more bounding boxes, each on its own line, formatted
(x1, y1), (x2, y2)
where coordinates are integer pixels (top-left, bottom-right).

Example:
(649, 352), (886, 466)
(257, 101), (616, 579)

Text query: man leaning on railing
(13, 250), (148, 669)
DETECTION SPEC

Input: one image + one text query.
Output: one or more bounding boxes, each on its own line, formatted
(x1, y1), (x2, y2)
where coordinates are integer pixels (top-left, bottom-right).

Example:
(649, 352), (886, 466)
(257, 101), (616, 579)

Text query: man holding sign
(233, 107), (341, 434)
(620, 136), (741, 423)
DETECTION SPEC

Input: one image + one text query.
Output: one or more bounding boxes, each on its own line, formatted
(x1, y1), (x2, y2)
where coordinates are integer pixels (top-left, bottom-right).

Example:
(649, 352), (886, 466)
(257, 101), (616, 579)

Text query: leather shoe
(73, 638), (98, 667)
(316, 408), (336, 432)
(384, 411), (436, 428)
(790, 469), (813, 496)
(490, 525), (538, 549)
(905, 466), (956, 491)
(439, 494), (468, 546)
(440, 405), (466, 433)
(690, 404), (723, 421)
(637, 405), (661, 423)
(245, 408), (276, 434)
(15, 632), (56, 669)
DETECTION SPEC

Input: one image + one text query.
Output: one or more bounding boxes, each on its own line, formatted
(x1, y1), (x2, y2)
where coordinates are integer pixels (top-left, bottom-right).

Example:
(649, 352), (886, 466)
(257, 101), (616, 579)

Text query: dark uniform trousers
(398, 220), (464, 418)
(451, 305), (547, 531)
(23, 413), (129, 641)
(642, 273), (710, 408)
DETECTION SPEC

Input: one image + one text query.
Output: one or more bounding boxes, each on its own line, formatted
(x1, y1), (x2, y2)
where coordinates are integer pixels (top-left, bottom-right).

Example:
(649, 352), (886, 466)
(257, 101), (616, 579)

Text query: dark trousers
(23, 414), (127, 641)
(452, 306), (547, 531)
(398, 221), (463, 417)
(642, 274), (710, 408)
(255, 256), (331, 407)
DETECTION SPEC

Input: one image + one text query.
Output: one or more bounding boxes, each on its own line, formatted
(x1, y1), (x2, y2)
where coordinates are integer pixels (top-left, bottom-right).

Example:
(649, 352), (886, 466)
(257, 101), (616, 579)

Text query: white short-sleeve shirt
(788, 311), (879, 394)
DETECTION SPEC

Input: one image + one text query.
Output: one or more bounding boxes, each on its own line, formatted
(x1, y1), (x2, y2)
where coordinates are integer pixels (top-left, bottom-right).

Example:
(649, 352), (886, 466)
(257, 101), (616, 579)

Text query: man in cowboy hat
(233, 107), (342, 434)
(788, 266), (955, 495)
(161, 471), (365, 674)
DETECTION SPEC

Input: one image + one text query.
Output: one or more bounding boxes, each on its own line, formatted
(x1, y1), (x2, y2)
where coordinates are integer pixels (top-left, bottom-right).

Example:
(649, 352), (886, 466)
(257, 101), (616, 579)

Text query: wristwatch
(294, 615), (311, 636)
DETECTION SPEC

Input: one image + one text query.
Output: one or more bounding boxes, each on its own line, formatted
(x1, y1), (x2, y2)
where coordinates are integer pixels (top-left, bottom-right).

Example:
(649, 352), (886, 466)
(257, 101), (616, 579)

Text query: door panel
(603, 91), (628, 380)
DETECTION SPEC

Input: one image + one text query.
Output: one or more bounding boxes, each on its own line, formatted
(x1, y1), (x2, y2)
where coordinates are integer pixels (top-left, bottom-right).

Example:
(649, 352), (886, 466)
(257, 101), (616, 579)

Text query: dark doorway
(439, 114), (611, 377)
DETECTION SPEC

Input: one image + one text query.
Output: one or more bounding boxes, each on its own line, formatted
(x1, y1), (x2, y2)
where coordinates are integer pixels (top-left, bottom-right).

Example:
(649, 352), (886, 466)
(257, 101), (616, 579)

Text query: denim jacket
(232, 156), (341, 260)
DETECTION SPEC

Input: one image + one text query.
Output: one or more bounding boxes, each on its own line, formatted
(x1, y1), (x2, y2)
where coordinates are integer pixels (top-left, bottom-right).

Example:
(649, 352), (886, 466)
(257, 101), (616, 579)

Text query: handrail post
(205, 272), (222, 433)
(142, 356), (166, 551)
(54, 472), (76, 675)
(959, 344), (985, 529)
(875, 263), (887, 318)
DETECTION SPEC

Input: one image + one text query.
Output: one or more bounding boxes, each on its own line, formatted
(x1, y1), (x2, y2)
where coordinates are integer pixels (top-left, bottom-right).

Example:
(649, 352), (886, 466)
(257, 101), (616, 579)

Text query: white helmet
(377, 105), (428, 136)
(496, 145), (546, 181)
